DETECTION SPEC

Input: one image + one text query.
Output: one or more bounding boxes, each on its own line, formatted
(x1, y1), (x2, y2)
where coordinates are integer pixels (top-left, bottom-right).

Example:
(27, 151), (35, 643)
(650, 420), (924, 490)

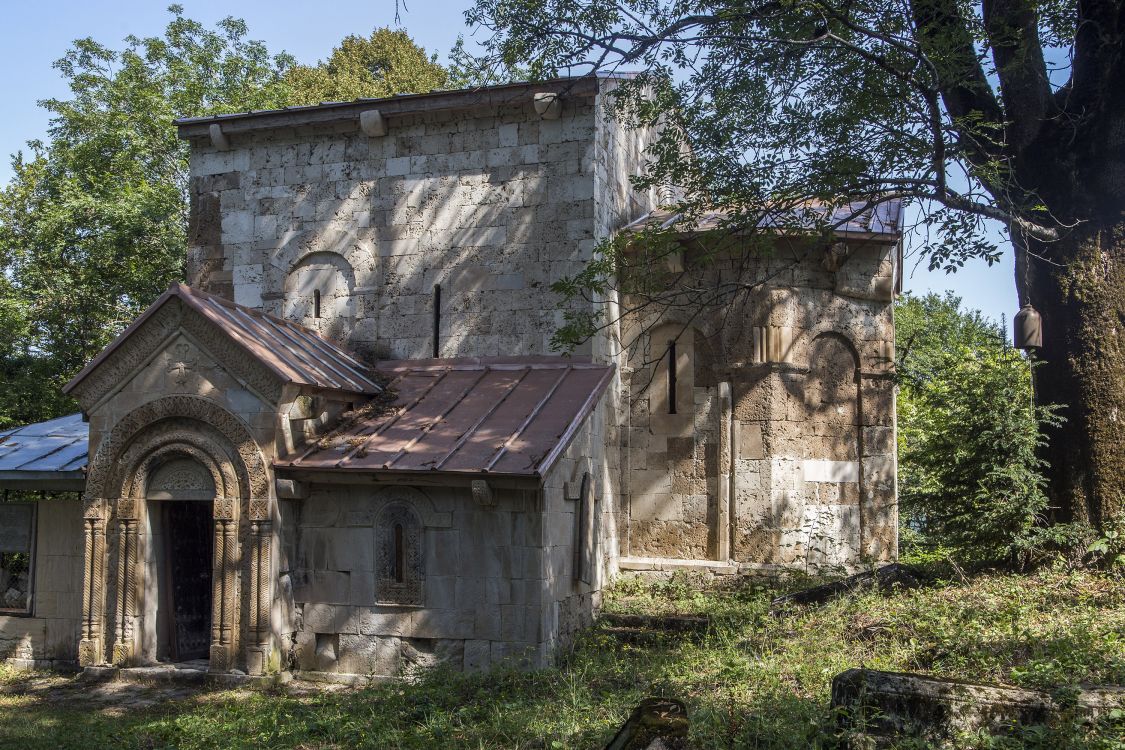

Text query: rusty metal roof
(625, 199), (903, 239)
(0, 413), (88, 490)
(65, 283), (381, 398)
(276, 357), (615, 481)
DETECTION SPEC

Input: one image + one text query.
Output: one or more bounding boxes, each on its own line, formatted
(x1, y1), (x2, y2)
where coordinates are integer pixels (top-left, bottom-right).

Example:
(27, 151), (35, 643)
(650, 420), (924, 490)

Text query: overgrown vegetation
(0, 568), (1120, 749)
(895, 293), (1066, 568)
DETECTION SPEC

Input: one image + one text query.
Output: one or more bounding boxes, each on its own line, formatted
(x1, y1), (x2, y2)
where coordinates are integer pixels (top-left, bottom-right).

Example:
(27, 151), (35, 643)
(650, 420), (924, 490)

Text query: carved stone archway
(79, 396), (274, 674)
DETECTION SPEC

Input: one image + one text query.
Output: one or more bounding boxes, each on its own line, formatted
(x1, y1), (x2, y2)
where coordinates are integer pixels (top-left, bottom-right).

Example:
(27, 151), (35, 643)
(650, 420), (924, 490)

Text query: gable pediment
(64, 283), (381, 414)
(65, 296), (285, 413)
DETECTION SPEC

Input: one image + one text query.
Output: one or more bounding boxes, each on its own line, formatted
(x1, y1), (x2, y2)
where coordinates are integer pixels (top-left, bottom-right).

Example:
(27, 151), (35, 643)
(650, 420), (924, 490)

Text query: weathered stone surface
(14, 77), (900, 677)
(832, 669), (1125, 747)
(770, 563), (922, 612)
(606, 698), (691, 750)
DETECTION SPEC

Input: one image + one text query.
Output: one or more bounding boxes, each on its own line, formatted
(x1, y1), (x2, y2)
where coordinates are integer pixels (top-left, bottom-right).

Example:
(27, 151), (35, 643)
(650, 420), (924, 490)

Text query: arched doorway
(79, 396), (274, 674)
(146, 458), (215, 663)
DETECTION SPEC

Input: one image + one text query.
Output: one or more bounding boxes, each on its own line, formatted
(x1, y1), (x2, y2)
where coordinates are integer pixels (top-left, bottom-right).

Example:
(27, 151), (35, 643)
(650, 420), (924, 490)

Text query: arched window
(282, 251), (355, 331)
(376, 503), (424, 606)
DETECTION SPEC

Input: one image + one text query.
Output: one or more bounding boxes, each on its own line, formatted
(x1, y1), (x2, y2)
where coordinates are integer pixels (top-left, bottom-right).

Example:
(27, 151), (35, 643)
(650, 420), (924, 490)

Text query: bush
(897, 294), (1062, 567)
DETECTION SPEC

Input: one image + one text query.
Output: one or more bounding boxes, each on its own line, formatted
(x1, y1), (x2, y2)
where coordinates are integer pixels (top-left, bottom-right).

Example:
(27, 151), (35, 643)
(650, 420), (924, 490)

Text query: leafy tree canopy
(284, 27), (449, 106)
(0, 9), (445, 429)
(466, 0), (1125, 527)
(0, 6), (293, 427)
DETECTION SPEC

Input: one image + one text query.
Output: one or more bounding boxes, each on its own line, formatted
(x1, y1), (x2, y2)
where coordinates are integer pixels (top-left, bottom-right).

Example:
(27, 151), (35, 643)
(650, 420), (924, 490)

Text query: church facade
(0, 75), (899, 679)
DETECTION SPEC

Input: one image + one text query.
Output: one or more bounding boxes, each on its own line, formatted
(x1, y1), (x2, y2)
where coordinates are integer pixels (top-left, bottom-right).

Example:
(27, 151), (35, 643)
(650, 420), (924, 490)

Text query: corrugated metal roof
(0, 413), (88, 475)
(625, 199), (904, 239)
(276, 357), (615, 481)
(65, 283), (382, 397)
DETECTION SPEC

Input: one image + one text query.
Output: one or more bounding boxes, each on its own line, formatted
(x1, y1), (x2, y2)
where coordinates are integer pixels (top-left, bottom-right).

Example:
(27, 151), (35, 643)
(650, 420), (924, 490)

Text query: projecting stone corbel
(533, 92), (562, 120)
(359, 109), (388, 137)
(209, 123), (231, 151)
(275, 478), (309, 500)
(821, 241), (851, 272)
(471, 479), (495, 507)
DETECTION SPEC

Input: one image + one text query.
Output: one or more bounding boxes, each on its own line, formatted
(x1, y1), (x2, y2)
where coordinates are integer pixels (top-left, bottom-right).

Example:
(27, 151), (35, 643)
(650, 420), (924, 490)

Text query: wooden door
(163, 501), (214, 661)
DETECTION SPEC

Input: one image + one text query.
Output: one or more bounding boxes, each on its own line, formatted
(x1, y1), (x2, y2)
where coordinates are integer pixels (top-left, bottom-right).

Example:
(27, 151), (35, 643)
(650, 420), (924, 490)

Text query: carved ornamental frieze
(68, 297), (285, 413)
(77, 396), (275, 675)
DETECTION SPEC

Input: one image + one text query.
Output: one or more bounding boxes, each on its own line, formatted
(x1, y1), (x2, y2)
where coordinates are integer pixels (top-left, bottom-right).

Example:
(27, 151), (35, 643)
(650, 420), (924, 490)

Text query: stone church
(0, 75), (899, 680)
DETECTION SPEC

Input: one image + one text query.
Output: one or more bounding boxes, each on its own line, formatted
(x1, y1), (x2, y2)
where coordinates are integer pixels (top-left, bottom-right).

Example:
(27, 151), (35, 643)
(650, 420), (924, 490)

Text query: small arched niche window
(376, 503), (424, 606)
(641, 324), (697, 418)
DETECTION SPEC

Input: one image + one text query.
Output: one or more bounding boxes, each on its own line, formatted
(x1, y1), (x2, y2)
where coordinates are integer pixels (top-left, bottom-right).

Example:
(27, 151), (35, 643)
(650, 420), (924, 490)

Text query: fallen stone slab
(600, 613), (712, 646)
(605, 697), (690, 750)
(600, 613), (711, 634)
(831, 668), (1125, 747)
(770, 563), (922, 613)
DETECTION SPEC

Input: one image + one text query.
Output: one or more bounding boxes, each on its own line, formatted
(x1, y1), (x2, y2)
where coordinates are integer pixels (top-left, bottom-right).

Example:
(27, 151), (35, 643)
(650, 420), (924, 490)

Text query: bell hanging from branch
(1014, 303), (1042, 350)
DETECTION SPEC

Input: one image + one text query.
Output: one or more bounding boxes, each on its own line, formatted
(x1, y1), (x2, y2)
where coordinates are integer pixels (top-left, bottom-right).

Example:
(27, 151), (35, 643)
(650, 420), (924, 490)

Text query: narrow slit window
(313, 289), (322, 319)
(393, 523), (404, 583)
(667, 340), (677, 414)
(432, 284), (442, 358)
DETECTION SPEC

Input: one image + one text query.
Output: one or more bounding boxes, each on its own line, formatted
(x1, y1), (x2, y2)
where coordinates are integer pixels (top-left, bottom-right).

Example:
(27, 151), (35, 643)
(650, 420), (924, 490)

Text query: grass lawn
(0, 567), (1121, 749)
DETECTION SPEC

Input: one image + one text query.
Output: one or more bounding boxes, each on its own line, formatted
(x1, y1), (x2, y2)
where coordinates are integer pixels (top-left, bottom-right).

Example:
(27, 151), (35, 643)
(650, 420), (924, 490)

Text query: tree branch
(1068, 0), (1125, 113)
(910, 0), (1005, 167)
(981, 0), (1052, 150)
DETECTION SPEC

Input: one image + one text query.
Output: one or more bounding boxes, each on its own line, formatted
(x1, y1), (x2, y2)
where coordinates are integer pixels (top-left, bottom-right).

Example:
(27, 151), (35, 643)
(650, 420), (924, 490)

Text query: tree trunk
(1019, 221), (1125, 528)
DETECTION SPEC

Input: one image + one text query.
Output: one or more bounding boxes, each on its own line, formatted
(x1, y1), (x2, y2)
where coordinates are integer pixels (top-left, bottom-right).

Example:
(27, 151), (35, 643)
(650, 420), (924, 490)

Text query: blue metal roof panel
(0, 414), (88, 473)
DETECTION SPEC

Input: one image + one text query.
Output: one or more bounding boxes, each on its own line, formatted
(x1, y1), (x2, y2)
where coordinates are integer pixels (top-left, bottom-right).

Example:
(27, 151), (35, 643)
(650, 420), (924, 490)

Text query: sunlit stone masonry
(0, 74), (899, 680)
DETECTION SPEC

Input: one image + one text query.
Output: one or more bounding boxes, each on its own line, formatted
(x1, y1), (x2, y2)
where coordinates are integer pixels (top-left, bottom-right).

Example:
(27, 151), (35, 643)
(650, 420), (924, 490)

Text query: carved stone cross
(167, 342), (198, 386)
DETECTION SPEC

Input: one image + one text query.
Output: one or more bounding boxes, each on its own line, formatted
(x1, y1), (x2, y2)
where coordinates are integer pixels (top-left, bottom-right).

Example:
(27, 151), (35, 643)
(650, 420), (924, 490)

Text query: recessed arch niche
(283, 251), (356, 340)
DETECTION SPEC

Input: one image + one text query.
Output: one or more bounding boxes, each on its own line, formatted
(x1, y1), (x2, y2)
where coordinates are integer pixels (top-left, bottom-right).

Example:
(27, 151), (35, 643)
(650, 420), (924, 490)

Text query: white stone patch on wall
(801, 459), (860, 483)
(797, 503), (861, 569)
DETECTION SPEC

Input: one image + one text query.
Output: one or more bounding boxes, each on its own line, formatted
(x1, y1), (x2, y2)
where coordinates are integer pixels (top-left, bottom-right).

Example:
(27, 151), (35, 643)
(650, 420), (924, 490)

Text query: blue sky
(0, 0), (1018, 325)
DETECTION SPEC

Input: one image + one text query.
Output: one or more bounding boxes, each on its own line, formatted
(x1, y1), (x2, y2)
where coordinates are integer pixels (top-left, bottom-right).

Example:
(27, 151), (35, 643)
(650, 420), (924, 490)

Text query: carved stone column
(111, 497), (139, 665)
(79, 497), (107, 667)
(245, 497), (272, 676)
(209, 496), (238, 672)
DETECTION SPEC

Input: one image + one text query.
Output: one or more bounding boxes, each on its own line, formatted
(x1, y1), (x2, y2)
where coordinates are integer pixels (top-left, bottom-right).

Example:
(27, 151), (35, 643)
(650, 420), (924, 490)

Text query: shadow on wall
(621, 266), (872, 567)
(190, 102), (618, 363)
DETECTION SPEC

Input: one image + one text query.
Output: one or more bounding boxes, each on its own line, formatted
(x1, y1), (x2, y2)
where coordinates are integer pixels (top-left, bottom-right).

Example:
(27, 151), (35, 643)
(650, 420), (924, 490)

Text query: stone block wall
(283, 483), (562, 677)
(622, 238), (899, 570)
(185, 80), (658, 364)
(0, 496), (83, 666)
(538, 392), (618, 655)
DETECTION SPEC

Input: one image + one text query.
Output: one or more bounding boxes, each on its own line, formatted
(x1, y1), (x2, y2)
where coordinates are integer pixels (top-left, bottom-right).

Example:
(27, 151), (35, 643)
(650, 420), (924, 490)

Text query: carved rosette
(69, 298), (287, 412)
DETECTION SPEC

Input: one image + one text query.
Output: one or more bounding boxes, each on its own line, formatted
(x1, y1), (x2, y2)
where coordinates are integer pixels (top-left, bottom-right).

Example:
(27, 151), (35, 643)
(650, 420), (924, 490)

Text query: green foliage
(447, 35), (528, 88)
(0, 569), (1121, 748)
(1086, 516), (1125, 570)
(0, 11), (445, 429)
(0, 6), (293, 428)
(896, 293), (1062, 566)
(283, 28), (448, 106)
